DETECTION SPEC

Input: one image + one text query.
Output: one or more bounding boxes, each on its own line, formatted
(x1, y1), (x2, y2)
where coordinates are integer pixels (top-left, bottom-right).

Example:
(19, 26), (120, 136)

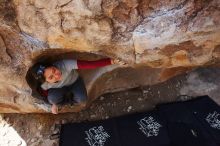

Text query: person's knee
(48, 94), (63, 105)
(48, 88), (66, 104)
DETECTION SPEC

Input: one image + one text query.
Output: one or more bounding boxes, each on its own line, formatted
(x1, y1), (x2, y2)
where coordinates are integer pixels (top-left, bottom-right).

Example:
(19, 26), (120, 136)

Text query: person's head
(30, 63), (62, 84)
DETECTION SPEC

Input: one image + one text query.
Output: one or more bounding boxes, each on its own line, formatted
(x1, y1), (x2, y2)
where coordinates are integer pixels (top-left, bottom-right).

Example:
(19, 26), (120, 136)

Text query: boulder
(0, 0), (219, 113)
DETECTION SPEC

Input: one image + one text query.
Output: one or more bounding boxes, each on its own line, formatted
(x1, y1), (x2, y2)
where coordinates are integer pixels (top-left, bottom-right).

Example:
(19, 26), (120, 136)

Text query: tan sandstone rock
(0, 0), (219, 113)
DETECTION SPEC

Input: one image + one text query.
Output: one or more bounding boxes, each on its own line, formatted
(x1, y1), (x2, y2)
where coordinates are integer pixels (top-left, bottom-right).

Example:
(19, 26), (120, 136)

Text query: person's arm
(76, 58), (112, 69)
(62, 58), (127, 71)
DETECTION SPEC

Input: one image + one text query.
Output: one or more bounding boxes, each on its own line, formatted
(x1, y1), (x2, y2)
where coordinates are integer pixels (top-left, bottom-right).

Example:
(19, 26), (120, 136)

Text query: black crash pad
(59, 96), (220, 146)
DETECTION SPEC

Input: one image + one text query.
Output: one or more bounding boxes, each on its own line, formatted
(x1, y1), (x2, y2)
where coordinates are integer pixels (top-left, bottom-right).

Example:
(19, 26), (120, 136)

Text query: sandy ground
(1, 67), (220, 146)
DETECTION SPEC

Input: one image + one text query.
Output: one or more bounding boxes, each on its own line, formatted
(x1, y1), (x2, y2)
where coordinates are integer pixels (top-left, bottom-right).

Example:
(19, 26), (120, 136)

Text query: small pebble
(100, 96), (105, 101)
(127, 106), (132, 112)
(31, 138), (37, 143)
(142, 90), (148, 94)
(138, 98), (142, 101)
(38, 125), (43, 130)
(90, 115), (96, 118)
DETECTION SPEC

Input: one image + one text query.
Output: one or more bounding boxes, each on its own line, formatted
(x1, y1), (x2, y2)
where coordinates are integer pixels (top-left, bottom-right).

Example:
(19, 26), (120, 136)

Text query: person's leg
(47, 87), (67, 105)
(47, 88), (69, 114)
(69, 77), (88, 107)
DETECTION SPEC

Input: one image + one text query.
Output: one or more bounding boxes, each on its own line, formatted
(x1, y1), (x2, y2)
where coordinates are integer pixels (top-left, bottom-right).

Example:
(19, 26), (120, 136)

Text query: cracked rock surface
(0, 0), (219, 113)
(1, 67), (220, 146)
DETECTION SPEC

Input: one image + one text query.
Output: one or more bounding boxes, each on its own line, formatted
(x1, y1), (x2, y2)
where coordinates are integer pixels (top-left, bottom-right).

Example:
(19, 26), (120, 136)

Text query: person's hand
(111, 59), (128, 66)
(51, 104), (58, 114)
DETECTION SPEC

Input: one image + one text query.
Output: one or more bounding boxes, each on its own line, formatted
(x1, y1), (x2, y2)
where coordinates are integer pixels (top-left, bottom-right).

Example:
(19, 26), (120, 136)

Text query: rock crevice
(0, 0), (219, 113)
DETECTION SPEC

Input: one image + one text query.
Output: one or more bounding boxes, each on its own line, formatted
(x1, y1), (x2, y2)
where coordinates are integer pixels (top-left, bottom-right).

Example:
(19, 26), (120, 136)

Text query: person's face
(44, 66), (62, 83)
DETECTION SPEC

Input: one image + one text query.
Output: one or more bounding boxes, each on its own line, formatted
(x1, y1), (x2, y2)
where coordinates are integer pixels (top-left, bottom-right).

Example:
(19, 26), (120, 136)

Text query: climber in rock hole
(30, 58), (126, 114)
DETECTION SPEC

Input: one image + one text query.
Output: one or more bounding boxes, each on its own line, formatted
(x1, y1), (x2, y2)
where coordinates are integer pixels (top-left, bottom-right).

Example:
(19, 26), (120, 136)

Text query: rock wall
(0, 0), (219, 113)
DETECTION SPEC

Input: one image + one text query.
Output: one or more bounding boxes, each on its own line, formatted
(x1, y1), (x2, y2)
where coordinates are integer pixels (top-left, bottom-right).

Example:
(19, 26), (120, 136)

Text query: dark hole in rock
(26, 49), (108, 104)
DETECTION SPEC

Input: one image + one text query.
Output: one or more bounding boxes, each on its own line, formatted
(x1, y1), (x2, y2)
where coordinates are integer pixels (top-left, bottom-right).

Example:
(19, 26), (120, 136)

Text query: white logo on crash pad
(206, 111), (220, 130)
(85, 126), (110, 146)
(137, 116), (162, 137)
